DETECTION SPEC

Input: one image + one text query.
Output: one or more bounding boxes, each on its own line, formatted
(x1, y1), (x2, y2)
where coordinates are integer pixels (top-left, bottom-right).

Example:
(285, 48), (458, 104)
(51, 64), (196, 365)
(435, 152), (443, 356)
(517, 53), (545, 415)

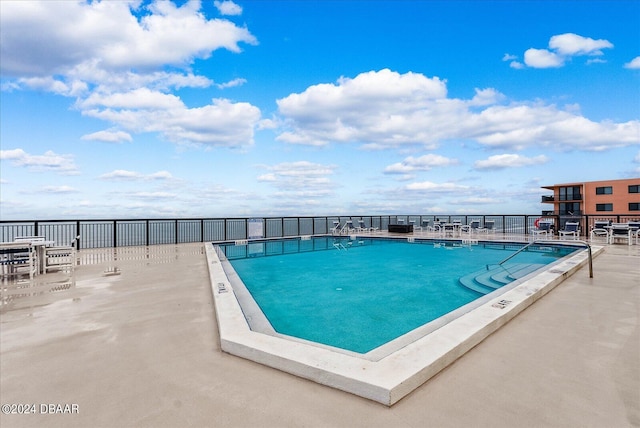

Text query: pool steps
(459, 263), (546, 295)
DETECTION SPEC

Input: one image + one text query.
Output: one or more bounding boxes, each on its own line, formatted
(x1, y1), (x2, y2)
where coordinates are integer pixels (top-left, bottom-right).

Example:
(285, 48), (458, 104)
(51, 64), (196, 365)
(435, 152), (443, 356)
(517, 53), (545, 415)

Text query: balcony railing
(558, 195), (582, 201)
(1, 214), (638, 249)
(541, 195), (554, 203)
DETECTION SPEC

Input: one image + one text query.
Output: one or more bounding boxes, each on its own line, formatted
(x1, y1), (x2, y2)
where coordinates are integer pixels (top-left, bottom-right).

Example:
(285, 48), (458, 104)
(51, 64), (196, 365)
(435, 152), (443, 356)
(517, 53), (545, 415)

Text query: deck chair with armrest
(477, 220), (495, 235)
(609, 223), (633, 245)
(590, 220), (610, 242)
(559, 222), (581, 240)
(44, 236), (79, 273)
(461, 220), (481, 235)
(531, 220), (553, 239)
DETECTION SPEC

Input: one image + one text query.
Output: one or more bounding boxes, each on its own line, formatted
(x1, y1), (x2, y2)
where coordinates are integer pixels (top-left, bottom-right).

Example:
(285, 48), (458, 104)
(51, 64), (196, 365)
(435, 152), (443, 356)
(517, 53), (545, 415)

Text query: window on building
(630, 203), (640, 211)
(629, 185), (640, 193)
(559, 186), (582, 201)
(596, 186), (613, 195)
(596, 203), (613, 212)
(559, 202), (581, 215)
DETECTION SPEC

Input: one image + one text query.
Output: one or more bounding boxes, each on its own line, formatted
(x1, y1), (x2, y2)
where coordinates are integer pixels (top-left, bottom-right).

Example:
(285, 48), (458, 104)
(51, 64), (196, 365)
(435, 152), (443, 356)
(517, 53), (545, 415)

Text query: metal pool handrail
(492, 239), (593, 278)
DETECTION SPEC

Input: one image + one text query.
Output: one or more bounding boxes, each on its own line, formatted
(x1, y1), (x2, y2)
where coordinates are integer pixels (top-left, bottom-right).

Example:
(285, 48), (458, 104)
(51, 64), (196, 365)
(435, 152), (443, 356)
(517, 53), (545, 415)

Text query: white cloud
(0, 0), (257, 76)
(81, 130), (133, 143)
(99, 169), (174, 181)
(214, 1), (243, 16)
(451, 196), (499, 205)
(126, 191), (177, 200)
(624, 56), (640, 69)
(81, 93), (261, 148)
(524, 48), (565, 68)
(548, 33), (613, 56)
(1, 0), (260, 148)
(42, 185), (79, 194)
(474, 154), (549, 170)
(384, 154), (458, 174)
(405, 181), (470, 192)
(216, 78), (247, 89)
(0, 148), (79, 175)
(275, 69), (640, 152)
(518, 33), (613, 69)
(257, 161), (337, 198)
(276, 69), (449, 148)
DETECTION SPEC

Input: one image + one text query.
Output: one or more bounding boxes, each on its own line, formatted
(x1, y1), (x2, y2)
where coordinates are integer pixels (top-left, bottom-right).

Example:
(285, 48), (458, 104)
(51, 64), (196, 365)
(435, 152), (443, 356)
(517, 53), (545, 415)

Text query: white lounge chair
(590, 220), (610, 242)
(356, 220), (377, 233)
(609, 223), (633, 245)
(477, 220), (495, 234)
(44, 236), (79, 273)
(330, 221), (341, 235)
(461, 220), (481, 235)
(531, 220), (553, 238)
(559, 222), (580, 240)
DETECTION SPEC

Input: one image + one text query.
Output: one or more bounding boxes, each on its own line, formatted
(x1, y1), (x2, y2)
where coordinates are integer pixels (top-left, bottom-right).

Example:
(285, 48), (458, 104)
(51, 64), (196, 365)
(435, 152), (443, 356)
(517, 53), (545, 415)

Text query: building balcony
(558, 195), (582, 201)
(541, 195), (554, 203)
(541, 210), (583, 216)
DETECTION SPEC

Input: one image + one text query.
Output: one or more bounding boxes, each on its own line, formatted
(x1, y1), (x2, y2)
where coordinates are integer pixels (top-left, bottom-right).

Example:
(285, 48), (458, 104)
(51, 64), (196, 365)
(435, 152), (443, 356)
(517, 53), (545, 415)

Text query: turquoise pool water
(222, 237), (575, 353)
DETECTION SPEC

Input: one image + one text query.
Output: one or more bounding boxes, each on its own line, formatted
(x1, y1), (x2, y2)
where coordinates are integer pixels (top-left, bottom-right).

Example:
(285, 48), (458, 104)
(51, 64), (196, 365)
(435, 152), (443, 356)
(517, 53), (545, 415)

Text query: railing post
(175, 219), (178, 244)
(76, 220), (81, 250)
(113, 220), (117, 247)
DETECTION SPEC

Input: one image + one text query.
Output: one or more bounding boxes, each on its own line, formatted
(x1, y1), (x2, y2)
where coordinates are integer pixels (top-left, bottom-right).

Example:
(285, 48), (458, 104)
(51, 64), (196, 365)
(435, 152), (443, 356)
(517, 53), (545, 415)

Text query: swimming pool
(220, 237), (575, 353)
(206, 236), (600, 405)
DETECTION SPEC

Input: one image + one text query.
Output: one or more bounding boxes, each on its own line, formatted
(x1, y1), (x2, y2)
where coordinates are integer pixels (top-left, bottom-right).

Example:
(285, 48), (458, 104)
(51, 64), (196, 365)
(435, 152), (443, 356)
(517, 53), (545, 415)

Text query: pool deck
(1, 234), (638, 427)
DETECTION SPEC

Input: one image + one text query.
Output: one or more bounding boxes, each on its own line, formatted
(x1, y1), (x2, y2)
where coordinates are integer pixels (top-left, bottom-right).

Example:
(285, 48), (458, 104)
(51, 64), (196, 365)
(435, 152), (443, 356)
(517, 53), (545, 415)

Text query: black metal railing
(1, 214), (639, 250)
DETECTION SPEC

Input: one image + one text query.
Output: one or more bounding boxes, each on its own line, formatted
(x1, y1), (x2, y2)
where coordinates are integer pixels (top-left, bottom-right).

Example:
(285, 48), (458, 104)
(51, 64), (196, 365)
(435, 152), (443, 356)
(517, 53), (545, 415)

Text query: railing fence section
(1, 214), (638, 250)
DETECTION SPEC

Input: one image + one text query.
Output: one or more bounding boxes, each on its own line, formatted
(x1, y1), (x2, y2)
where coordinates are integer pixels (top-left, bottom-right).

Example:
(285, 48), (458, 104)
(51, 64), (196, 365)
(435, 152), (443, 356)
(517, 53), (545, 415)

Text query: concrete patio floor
(1, 237), (638, 428)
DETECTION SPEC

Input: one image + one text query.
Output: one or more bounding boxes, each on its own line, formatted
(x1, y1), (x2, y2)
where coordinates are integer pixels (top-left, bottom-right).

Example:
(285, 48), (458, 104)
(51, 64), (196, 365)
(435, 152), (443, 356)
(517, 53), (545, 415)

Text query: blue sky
(1, 0), (639, 220)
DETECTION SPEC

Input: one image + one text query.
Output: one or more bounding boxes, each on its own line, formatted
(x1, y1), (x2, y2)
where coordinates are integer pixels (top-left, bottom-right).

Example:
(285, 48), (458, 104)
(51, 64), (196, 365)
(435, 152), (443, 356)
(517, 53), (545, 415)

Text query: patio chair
(477, 220), (495, 234)
(531, 219), (553, 238)
(418, 220), (430, 234)
(609, 223), (633, 245)
(461, 220), (481, 235)
(356, 220), (377, 233)
(1, 242), (37, 281)
(559, 222), (581, 240)
(628, 221), (640, 245)
(340, 220), (356, 235)
(590, 220), (610, 242)
(330, 221), (341, 235)
(44, 236), (79, 273)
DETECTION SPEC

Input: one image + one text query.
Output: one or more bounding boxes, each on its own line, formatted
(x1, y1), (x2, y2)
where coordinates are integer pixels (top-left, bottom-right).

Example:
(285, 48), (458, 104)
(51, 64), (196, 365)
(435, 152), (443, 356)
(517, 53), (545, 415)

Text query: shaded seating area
(559, 222), (581, 240)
